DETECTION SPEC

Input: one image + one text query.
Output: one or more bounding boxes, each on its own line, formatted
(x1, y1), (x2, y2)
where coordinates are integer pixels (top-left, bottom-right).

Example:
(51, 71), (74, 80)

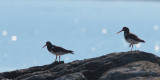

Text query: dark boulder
(0, 51), (160, 80)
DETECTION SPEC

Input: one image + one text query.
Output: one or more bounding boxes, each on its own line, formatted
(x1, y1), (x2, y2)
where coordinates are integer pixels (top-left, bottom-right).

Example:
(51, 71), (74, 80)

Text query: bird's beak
(42, 44), (47, 48)
(116, 30), (123, 34)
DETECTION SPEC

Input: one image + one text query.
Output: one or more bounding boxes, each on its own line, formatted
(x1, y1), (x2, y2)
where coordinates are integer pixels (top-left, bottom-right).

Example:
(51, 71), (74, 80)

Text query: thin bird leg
(59, 56), (60, 62)
(55, 55), (57, 62)
(131, 44), (133, 51)
(129, 44), (132, 47)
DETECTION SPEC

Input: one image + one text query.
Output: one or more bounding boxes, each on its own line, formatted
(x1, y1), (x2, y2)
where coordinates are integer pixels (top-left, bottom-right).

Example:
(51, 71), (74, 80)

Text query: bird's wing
(52, 45), (73, 53)
(129, 33), (145, 42)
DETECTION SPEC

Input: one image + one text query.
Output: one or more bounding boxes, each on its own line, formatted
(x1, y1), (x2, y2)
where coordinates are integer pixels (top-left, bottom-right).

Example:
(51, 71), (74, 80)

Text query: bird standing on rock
(42, 41), (74, 62)
(116, 27), (145, 51)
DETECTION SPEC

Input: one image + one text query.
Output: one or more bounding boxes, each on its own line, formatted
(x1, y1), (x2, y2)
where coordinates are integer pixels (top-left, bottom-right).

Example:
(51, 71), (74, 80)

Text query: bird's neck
(124, 31), (129, 35)
(47, 45), (52, 51)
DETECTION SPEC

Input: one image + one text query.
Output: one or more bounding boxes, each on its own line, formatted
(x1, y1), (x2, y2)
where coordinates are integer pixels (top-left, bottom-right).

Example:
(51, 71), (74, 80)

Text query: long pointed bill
(42, 44), (47, 48)
(116, 30), (123, 34)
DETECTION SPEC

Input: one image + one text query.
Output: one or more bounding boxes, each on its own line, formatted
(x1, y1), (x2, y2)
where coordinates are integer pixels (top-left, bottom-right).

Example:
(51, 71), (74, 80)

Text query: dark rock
(55, 73), (87, 80)
(0, 51), (160, 80)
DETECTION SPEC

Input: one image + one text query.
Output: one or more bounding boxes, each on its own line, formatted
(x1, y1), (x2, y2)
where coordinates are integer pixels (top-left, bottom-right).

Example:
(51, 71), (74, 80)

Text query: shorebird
(42, 41), (74, 62)
(116, 27), (145, 51)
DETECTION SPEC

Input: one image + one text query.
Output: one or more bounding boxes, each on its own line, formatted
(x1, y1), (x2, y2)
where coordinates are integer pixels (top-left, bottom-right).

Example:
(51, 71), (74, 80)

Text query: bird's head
(42, 41), (52, 48)
(116, 27), (129, 34)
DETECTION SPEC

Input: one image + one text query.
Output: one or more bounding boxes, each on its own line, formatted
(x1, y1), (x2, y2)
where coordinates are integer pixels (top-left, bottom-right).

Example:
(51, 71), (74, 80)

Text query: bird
(116, 27), (145, 51)
(42, 41), (74, 62)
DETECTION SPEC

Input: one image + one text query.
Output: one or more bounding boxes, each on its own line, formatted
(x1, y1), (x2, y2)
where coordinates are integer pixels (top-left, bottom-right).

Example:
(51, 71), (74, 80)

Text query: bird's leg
(129, 44), (132, 47)
(131, 44), (133, 51)
(55, 55), (57, 62)
(59, 56), (60, 62)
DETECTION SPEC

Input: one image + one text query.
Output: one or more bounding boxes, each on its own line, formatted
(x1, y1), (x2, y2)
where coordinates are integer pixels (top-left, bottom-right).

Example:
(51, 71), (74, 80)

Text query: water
(0, 0), (160, 72)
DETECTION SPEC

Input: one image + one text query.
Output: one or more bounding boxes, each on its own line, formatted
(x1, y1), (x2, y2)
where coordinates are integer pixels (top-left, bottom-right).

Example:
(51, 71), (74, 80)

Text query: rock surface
(0, 51), (160, 80)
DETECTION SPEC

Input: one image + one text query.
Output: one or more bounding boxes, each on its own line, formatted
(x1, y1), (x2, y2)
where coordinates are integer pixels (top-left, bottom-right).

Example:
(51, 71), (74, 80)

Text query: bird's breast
(50, 51), (68, 55)
(126, 38), (139, 44)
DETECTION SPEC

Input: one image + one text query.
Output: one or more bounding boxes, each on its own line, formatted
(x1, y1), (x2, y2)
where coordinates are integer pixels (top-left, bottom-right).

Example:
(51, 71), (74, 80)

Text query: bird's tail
(71, 52), (74, 54)
(140, 39), (145, 43)
(68, 50), (74, 54)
